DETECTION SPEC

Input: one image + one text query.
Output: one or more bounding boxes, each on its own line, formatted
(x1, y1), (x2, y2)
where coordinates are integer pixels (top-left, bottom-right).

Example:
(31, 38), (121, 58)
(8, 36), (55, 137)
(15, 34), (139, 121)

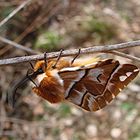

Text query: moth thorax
(35, 73), (47, 86)
(49, 69), (64, 86)
(34, 70), (64, 87)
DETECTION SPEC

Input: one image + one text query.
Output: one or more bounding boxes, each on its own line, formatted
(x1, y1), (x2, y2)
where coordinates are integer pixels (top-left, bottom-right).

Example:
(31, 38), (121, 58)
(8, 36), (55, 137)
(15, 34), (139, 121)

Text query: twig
(0, 40), (140, 66)
(0, 0), (32, 28)
(108, 50), (140, 62)
(0, 36), (39, 54)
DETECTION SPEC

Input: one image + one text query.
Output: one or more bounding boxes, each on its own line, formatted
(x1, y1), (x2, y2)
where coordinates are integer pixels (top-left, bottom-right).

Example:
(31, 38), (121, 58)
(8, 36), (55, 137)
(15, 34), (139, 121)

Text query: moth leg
(29, 61), (34, 69)
(71, 48), (81, 65)
(26, 69), (38, 87)
(52, 49), (64, 69)
(25, 53), (34, 69)
(44, 52), (48, 70)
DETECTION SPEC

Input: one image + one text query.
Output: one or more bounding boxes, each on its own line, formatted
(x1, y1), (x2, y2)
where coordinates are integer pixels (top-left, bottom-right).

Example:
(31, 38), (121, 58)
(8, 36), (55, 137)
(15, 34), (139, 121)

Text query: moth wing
(71, 56), (100, 67)
(59, 59), (139, 111)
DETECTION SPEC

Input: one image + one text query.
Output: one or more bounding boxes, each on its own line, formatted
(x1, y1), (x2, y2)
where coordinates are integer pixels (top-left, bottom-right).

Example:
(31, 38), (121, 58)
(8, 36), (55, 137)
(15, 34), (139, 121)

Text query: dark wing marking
(59, 70), (86, 98)
(59, 59), (139, 111)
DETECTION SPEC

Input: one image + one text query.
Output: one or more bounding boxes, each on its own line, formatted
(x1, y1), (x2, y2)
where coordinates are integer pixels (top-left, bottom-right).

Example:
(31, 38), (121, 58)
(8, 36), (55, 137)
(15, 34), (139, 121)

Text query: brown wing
(59, 59), (139, 111)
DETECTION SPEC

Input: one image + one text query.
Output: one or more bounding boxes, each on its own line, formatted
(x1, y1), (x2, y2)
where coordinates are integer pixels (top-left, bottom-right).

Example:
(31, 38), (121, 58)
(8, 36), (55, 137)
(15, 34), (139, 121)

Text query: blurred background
(0, 0), (140, 140)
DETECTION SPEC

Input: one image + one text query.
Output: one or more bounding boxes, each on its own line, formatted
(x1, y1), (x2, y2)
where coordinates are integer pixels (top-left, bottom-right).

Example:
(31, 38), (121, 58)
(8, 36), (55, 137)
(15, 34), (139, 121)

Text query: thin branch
(0, 36), (39, 54)
(0, 40), (140, 66)
(0, 0), (32, 28)
(108, 50), (140, 62)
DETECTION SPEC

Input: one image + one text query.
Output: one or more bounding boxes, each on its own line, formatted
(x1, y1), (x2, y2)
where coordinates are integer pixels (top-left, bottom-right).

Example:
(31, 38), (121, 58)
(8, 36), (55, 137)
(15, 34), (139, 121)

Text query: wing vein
(100, 63), (120, 99)
(65, 69), (88, 99)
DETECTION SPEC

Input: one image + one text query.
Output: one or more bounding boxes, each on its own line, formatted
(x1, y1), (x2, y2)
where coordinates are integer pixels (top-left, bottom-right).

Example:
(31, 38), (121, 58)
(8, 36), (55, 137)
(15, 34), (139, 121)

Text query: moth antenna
(9, 69), (39, 108)
(52, 49), (64, 69)
(8, 75), (30, 108)
(44, 52), (48, 70)
(26, 69), (38, 87)
(71, 48), (81, 65)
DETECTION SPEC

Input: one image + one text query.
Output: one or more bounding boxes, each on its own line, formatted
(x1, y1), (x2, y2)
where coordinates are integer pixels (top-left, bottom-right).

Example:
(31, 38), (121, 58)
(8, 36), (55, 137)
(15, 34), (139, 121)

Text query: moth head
(34, 60), (55, 71)
(34, 60), (46, 72)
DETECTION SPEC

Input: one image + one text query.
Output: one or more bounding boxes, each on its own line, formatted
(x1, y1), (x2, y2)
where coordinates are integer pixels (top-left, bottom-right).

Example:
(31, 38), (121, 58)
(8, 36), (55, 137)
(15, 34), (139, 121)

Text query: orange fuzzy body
(33, 58), (72, 103)
(33, 72), (64, 103)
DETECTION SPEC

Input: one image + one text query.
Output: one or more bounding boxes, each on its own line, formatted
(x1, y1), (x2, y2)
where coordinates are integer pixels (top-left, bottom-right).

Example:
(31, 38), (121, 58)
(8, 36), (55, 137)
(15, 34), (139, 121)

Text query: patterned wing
(59, 59), (139, 111)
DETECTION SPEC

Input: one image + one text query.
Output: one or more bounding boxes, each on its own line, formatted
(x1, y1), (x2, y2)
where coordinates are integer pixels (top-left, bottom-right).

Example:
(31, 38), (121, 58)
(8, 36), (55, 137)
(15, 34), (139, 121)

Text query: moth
(11, 52), (139, 111)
